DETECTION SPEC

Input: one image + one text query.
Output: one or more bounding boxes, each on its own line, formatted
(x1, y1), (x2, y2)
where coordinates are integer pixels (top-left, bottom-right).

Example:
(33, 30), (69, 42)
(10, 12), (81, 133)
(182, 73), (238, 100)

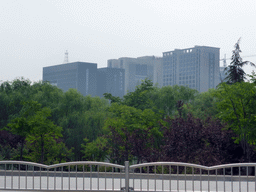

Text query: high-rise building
(43, 62), (97, 96)
(162, 46), (220, 92)
(97, 67), (125, 98)
(107, 56), (162, 94)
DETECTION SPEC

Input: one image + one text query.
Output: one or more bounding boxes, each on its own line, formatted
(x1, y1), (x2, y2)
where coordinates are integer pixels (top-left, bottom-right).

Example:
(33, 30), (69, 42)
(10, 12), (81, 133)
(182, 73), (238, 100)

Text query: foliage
(104, 78), (198, 118)
(81, 137), (109, 162)
(25, 106), (63, 164)
(151, 85), (198, 118)
(158, 110), (235, 166)
(2, 77), (256, 165)
(213, 82), (256, 161)
(103, 93), (122, 104)
(85, 103), (163, 164)
(58, 90), (110, 160)
(248, 71), (256, 84)
(122, 78), (156, 111)
(5, 100), (41, 160)
(187, 89), (219, 120)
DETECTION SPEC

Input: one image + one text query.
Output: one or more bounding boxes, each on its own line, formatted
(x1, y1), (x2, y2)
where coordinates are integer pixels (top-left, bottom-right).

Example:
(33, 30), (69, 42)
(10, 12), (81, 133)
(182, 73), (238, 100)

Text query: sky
(1, 0), (256, 83)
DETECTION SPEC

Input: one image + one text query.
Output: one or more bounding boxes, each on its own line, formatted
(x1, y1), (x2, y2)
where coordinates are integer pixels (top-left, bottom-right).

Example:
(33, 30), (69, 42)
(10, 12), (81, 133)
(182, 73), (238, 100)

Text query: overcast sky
(1, 0), (256, 82)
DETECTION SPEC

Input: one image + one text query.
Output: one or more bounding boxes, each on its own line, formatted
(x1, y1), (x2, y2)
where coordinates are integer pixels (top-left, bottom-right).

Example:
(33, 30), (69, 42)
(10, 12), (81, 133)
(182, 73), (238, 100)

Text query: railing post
(125, 161), (129, 192)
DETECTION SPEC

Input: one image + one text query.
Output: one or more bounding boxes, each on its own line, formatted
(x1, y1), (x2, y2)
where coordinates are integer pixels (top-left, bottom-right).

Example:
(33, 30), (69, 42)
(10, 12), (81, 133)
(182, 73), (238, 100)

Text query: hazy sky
(1, 0), (256, 82)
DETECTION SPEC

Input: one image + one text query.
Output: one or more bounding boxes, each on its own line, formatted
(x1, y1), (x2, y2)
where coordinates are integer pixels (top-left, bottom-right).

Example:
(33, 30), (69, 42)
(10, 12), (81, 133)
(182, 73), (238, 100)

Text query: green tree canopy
(213, 82), (256, 161)
(82, 103), (162, 164)
(6, 100), (41, 160)
(26, 106), (63, 164)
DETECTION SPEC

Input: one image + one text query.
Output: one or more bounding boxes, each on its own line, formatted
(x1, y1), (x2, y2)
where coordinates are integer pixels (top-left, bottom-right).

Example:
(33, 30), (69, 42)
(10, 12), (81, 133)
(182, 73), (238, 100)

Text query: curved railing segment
(0, 160), (48, 169)
(130, 161), (256, 170)
(0, 160), (124, 170)
(130, 161), (207, 170)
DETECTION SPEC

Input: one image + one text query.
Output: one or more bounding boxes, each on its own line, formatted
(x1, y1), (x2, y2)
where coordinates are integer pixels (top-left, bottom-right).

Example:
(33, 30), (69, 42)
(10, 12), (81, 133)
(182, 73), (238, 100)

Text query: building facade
(163, 46), (220, 92)
(107, 56), (162, 94)
(97, 67), (125, 98)
(43, 62), (97, 97)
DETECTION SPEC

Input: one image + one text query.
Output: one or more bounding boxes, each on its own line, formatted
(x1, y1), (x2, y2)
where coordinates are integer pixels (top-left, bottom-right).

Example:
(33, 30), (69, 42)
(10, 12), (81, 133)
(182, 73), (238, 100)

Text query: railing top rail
(1, 161), (256, 171)
(210, 163), (256, 170)
(0, 160), (48, 169)
(0, 160), (124, 170)
(48, 161), (125, 169)
(130, 162), (208, 169)
(130, 162), (256, 170)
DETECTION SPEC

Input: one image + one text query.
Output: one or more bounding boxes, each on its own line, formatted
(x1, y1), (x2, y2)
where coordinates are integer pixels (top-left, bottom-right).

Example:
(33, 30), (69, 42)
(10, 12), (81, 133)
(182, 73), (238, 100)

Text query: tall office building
(163, 46), (220, 92)
(97, 67), (125, 98)
(43, 62), (97, 97)
(108, 56), (162, 94)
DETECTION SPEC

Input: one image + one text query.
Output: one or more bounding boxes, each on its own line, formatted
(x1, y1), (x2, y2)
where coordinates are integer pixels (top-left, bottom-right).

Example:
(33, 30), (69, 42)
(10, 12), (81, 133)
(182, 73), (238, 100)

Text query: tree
(248, 71), (256, 84)
(103, 93), (122, 104)
(187, 89), (219, 120)
(150, 85), (198, 118)
(31, 81), (64, 123)
(6, 100), (41, 160)
(213, 82), (256, 162)
(26, 107), (63, 164)
(225, 38), (255, 84)
(158, 101), (235, 166)
(123, 78), (156, 111)
(81, 137), (109, 162)
(84, 103), (162, 164)
(57, 89), (110, 161)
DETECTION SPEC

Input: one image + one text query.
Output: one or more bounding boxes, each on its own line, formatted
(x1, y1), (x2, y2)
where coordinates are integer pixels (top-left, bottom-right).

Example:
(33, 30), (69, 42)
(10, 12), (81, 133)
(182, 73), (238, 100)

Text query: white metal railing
(0, 161), (256, 191)
(129, 162), (256, 192)
(0, 160), (125, 191)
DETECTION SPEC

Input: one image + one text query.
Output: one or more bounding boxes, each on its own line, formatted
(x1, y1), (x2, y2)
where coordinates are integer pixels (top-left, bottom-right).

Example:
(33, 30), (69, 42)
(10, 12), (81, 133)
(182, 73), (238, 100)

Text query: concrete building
(97, 67), (125, 98)
(107, 56), (162, 94)
(43, 62), (97, 97)
(162, 46), (220, 92)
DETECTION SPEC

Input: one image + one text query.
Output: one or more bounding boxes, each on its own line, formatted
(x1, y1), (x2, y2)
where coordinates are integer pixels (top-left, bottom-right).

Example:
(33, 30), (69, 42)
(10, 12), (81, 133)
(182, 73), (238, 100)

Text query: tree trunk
(20, 138), (24, 161)
(40, 135), (44, 164)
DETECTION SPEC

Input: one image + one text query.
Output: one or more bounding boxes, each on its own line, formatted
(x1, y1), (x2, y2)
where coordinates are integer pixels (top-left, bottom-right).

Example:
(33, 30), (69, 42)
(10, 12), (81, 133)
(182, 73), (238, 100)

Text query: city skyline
(1, 0), (256, 82)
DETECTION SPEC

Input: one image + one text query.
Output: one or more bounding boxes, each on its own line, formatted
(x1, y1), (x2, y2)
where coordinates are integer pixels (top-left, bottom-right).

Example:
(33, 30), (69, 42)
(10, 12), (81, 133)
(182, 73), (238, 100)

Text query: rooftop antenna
(63, 50), (69, 63)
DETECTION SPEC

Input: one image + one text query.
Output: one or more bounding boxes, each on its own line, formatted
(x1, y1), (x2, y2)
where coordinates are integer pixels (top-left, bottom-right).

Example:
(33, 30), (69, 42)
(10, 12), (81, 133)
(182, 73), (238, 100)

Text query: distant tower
(223, 54), (227, 67)
(63, 50), (69, 63)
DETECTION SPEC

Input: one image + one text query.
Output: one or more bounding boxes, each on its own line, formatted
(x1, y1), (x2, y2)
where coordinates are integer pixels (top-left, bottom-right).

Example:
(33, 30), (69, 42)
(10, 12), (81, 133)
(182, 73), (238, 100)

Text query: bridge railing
(1, 161), (256, 191)
(129, 162), (256, 192)
(0, 160), (125, 191)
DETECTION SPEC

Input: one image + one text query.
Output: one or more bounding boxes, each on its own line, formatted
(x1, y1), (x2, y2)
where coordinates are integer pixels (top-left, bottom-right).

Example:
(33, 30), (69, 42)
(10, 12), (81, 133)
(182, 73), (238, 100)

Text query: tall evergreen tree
(225, 38), (255, 84)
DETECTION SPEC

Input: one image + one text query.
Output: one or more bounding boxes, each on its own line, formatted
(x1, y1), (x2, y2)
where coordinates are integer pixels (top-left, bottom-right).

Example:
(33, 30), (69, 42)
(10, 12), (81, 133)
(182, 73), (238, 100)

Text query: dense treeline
(1, 76), (256, 165)
(0, 79), (111, 164)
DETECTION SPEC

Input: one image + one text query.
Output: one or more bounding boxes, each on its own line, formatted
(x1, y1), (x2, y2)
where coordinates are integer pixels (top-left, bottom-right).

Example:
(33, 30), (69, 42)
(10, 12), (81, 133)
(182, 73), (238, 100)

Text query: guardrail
(1, 161), (256, 191)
